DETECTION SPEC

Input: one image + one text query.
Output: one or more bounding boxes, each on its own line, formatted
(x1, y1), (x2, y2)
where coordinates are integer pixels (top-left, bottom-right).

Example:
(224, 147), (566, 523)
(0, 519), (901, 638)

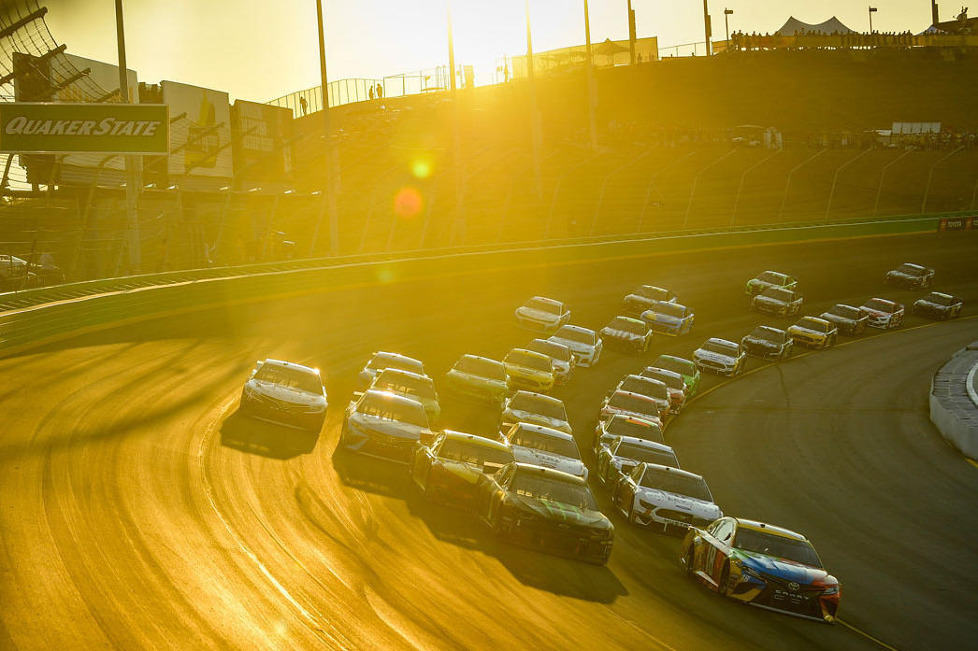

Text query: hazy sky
(43, 0), (935, 103)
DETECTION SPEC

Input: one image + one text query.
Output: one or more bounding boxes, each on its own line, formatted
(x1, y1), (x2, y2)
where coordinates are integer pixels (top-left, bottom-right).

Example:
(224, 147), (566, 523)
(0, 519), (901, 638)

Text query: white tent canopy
(776, 16), (856, 35)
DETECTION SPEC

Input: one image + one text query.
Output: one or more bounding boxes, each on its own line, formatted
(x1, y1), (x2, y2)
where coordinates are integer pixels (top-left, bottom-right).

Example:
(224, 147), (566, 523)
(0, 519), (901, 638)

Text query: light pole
(626, 0), (637, 65)
(724, 8), (733, 48)
(525, 0), (542, 199)
(115, 0), (140, 272)
(702, 0), (713, 56)
(584, 0), (598, 150)
(868, 6), (877, 33)
(314, 0), (339, 256)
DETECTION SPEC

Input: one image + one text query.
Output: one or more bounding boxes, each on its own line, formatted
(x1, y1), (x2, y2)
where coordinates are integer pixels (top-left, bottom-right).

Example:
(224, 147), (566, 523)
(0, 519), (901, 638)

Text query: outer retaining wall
(930, 342), (978, 460)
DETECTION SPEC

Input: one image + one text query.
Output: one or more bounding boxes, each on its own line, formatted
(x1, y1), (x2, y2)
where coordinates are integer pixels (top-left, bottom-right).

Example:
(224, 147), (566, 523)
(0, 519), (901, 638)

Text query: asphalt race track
(1, 232), (976, 650)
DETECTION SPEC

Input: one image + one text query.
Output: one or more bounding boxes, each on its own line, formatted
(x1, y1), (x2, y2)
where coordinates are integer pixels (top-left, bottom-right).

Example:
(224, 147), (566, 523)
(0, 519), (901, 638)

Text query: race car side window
(629, 464), (644, 482)
(714, 519), (735, 543)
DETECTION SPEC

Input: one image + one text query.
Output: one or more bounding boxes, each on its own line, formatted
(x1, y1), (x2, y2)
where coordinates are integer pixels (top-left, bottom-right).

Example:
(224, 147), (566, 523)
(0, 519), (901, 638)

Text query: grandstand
(1, 2), (977, 285)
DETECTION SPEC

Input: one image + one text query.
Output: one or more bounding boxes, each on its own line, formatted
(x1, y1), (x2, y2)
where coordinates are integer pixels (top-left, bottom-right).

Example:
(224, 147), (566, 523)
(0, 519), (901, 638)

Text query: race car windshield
(358, 393), (428, 427)
(652, 302), (685, 318)
(642, 469), (713, 501)
(757, 271), (783, 284)
(643, 369), (684, 390)
(609, 317), (645, 334)
(637, 286), (668, 300)
(555, 328), (595, 345)
(620, 377), (667, 400)
(506, 351), (552, 372)
(653, 357), (693, 376)
(512, 474), (596, 510)
(863, 299), (893, 312)
(924, 293), (954, 306)
(750, 327), (782, 343)
(367, 354), (423, 375)
(829, 305), (860, 319)
(456, 357), (507, 380)
(529, 341), (571, 362)
(797, 318), (830, 332)
(761, 287), (792, 300)
(617, 443), (676, 467)
(510, 431), (580, 458)
(608, 393), (658, 415)
(606, 417), (663, 441)
(509, 395), (566, 420)
(701, 341), (738, 356)
(896, 263), (925, 276)
(734, 529), (823, 568)
(374, 377), (436, 400)
(525, 298), (559, 313)
(254, 365), (322, 394)
(439, 439), (514, 468)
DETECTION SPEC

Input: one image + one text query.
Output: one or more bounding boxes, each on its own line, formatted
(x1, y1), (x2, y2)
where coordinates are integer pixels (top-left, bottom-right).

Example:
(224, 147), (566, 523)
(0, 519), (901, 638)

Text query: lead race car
(239, 359), (328, 432)
(680, 516), (841, 623)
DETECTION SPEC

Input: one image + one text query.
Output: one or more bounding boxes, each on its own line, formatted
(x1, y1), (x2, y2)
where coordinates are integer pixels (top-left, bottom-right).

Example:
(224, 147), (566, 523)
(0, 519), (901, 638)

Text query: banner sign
(231, 99), (294, 182)
(938, 216), (974, 232)
(162, 81), (232, 179)
(0, 102), (168, 154)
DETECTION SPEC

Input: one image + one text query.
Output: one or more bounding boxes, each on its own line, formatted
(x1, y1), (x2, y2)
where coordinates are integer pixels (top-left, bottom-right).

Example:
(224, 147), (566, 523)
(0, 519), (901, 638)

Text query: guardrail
(0, 211), (951, 358)
(930, 342), (978, 460)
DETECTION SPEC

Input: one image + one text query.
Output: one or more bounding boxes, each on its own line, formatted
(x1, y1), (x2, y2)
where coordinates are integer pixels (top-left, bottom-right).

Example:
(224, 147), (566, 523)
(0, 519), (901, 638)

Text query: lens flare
(394, 187), (423, 220)
(411, 159), (432, 178)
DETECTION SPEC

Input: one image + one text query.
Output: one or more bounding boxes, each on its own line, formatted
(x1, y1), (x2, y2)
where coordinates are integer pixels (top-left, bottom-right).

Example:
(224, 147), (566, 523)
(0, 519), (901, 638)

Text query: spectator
(376, 83), (383, 98)
(299, 96), (307, 115)
(369, 85), (375, 100)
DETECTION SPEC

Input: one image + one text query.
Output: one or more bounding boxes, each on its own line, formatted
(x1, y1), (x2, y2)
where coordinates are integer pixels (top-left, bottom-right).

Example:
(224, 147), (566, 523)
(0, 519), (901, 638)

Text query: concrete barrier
(930, 342), (978, 460)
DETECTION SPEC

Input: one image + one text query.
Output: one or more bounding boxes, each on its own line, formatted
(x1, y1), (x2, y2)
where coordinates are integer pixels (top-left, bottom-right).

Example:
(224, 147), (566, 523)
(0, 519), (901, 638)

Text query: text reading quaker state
(3, 117), (162, 137)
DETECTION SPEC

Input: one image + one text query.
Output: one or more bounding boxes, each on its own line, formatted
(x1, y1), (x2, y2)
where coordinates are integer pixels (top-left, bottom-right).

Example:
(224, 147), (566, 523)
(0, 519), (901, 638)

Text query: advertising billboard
(231, 100), (294, 185)
(0, 102), (168, 154)
(162, 80), (233, 180)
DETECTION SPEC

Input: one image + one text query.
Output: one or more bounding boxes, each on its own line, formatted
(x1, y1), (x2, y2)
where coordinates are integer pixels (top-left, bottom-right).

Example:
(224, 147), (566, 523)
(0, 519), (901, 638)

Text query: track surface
(1, 233), (976, 650)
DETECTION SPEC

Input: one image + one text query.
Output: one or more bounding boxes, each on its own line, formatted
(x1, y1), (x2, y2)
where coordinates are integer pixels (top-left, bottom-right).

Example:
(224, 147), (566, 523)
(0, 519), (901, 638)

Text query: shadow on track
(220, 409), (319, 459)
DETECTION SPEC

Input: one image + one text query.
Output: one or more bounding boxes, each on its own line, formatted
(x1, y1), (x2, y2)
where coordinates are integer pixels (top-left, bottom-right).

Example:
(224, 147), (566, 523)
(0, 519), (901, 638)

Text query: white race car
(548, 324), (603, 367)
(515, 296), (571, 333)
(859, 297), (905, 329)
(357, 351), (426, 390)
(596, 436), (679, 490)
(240, 359), (328, 432)
(526, 338), (576, 386)
(502, 421), (587, 479)
(614, 462), (722, 533)
(500, 390), (572, 435)
(693, 338), (747, 377)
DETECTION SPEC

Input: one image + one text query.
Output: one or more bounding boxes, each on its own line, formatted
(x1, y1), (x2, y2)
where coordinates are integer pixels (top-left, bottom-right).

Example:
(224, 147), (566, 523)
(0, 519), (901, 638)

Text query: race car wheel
(685, 549), (696, 577)
(719, 564), (733, 597)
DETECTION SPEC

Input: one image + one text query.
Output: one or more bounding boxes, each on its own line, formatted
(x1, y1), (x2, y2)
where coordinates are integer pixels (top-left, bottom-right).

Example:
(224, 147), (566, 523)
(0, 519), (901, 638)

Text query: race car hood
(638, 488), (720, 520)
(348, 412), (429, 441)
(600, 326), (642, 342)
(437, 459), (485, 485)
(247, 380), (325, 408)
(503, 408), (570, 433)
(734, 549), (830, 584)
(694, 349), (737, 365)
(601, 405), (661, 423)
(742, 334), (780, 349)
(551, 338), (596, 356)
(512, 447), (586, 478)
(511, 494), (611, 530)
(645, 312), (682, 325)
(516, 307), (560, 325)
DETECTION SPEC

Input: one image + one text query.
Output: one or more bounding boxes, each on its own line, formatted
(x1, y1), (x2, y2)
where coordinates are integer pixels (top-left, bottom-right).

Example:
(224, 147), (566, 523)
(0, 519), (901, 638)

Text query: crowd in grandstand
(729, 30), (920, 52)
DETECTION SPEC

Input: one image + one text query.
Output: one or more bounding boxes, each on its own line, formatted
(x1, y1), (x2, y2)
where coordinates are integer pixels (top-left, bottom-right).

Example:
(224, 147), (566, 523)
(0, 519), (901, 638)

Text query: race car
(745, 271), (797, 297)
(502, 348), (555, 393)
(819, 304), (869, 336)
(680, 516), (841, 623)
(693, 338), (747, 377)
(599, 390), (664, 426)
(613, 462), (722, 533)
(641, 300), (695, 336)
(475, 462), (615, 565)
(527, 338), (576, 386)
(357, 351), (426, 390)
(410, 431), (514, 507)
(501, 421), (587, 479)
(652, 354), (701, 397)
(593, 413), (665, 454)
(859, 297), (905, 329)
(341, 389), (432, 463)
(885, 262), (934, 290)
(912, 291), (963, 320)
(599, 316), (653, 354)
(443, 354), (509, 407)
(514, 296), (571, 333)
(741, 325), (793, 360)
(786, 316), (838, 350)
(639, 366), (687, 414)
(548, 324), (603, 367)
(596, 436), (679, 490)
(239, 359), (328, 432)
(750, 287), (804, 318)
(622, 285), (677, 316)
(368, 367), (441, 424)
(500, 390), (572, 435)
(605, 374), (670, 419)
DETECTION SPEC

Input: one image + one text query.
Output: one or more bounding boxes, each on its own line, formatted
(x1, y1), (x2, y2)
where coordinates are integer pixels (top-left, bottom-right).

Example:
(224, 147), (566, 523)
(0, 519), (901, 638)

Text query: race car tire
(685, 549), (696, 577)
(719, 564), (733, 597)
